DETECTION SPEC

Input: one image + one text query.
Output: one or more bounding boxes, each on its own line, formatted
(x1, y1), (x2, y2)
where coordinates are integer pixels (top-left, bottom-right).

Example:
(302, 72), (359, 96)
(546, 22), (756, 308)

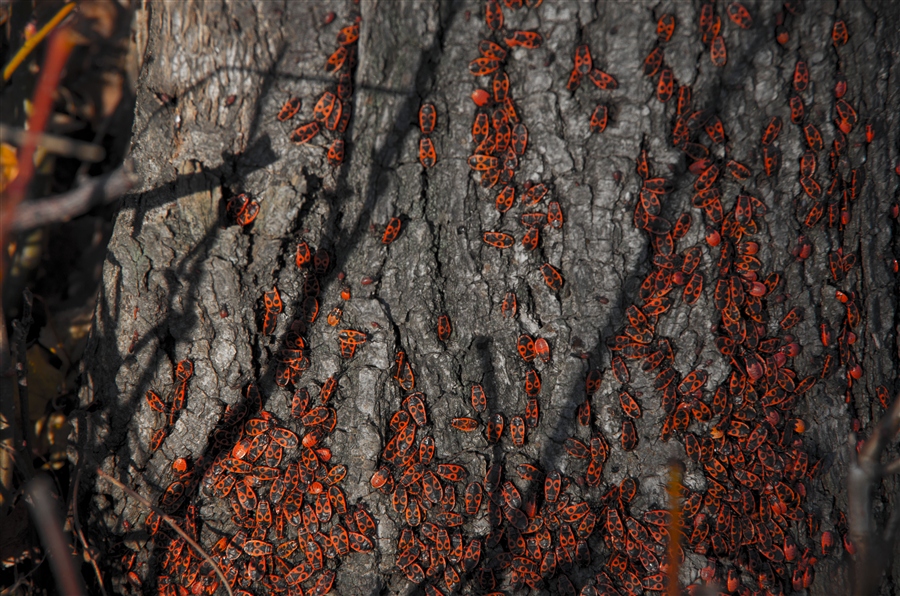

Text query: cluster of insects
(144, 360), (194, 452)
(618, 140), (827, 592)
(140, 197), (379, 593)
(565, 4), (874, 593)
(282, 19), (360, 166)
(780, 13), (869, 409)
(373, 345), (611, 594)
(143, 370), (377, 595)
(370, 350), (481, 591)
(417, 103), (438, 168)
(584, 478), (674, 594)
(116, 2), (897, 595)
(565, 42), (618, 134)
(468, 1), (570, 296)
(450, 330), (551, 446)
(225, 193), (261, 227)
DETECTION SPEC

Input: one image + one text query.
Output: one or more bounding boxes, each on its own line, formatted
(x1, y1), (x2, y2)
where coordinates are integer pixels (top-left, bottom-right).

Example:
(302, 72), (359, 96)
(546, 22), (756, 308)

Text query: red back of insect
(419, 103), (437, 135)
(485, 0), (504, 30)
(574, 44), (592, 75)
(277, 97), (301, 121)
(727, 2), (753, 29)
(657, 14), (675, 42)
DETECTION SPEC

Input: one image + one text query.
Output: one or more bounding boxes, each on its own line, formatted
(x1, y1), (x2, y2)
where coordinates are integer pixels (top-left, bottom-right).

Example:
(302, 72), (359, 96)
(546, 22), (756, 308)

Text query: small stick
(11, 160), (136, 231)
(666, 459), (683, 596)
(1, 26), (79, 260)
(11, 290), (35, 479)
(0, 123), (106, 163)
(25, 475), (85, 596)
(0, 300), (16, 507)
(0, 553), (48, 596)
(95, 469), (234, 596)
(2, 2), (76, 81)
(71, 466), (108, 596)
(848, 391), (900, 595)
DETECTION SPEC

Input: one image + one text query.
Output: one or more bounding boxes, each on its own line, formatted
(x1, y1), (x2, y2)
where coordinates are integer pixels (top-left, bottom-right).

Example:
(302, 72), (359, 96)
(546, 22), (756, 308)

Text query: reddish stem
(1, 28), (77, 268)
(667, 461), (683, 596)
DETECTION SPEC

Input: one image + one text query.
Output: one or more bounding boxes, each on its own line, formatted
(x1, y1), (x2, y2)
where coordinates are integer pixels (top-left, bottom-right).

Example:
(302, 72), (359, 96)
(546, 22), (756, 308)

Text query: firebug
(501, 291), (517, 319)
(656, 67), (674, 102)
(277, 97), (301, 121)
(524, 368), (541, 396)
(588, 69), (618, 90)
(495, 185), (515, 213)
(726, 2), (753, 29)
(470, 384), (487, 412)
(419, 137), (437, 168)
(574, 44), (592, 75)
(419, 103), (436, 135)
(643, 46), (664, 77)
(483, 231), (514, 249)
(337, 23), (360, 45)
(290, 121), (320, 144)
(326, 138), (344, 166)
(590, 104), (609, 133)
(485, 0), (503, 30)
(540, 263), (564, 291)
(485, 413), (504, 443)
(657, 14), (675, 42)
(312, 92), (337, 123)
(451, 417), (479, 432)
(710, 35), (727, 66)
(509, 416), (526, 447)
(832, 20), (849, 46)
(325, 46), (348, 73)
(504, 30), (543, 49)
(621, 419), (638, 451)
(793, 60), (809, 92)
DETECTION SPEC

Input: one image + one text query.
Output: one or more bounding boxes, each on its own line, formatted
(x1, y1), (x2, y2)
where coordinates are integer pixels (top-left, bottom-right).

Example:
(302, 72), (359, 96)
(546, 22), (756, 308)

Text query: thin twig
(0, 553), (48, 596)
(848, 391), (900, 596)
(25, 475), (85, 596)
(0, 26), (79, 263)
(95, 469), (234, 596)
(666, 459), (683, 596)
(883, 458), (900, 476)
(0, 123), (106, 163)
(2, 2), (76, 82)
(71, 466), (107, 596)
(11, 290), (35, 478)
(0, 300), (16, 511)
(11, 160), (137, 232)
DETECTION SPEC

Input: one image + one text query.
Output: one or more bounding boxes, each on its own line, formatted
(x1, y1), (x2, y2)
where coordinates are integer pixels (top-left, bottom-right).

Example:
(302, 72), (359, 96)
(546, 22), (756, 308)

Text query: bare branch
(95, 469), (234, 596)
(71, 467), (107, 596)
(11, 160), (136, 231)
(886, 505), (900, 548)
(0, 123), (106, 163)
(11, 290), (34, 473)
(884, 458), (900, 477)
(848, 393), (900, 596)
(25, 475), (85, 596)
(0, 301), (16, 510)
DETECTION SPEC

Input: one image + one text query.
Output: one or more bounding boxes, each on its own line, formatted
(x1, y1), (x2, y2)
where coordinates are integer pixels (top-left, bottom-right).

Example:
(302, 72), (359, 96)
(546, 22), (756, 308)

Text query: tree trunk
(73, 1), (900, 594)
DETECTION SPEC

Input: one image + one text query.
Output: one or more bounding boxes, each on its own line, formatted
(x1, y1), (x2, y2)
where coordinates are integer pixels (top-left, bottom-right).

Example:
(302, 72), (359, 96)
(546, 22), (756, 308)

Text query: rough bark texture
(73, 1), (900, 595)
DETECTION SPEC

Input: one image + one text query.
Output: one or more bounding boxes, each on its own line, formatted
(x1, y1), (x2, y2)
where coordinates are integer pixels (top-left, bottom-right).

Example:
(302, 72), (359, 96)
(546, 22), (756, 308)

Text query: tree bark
(73, 1), (900, 594)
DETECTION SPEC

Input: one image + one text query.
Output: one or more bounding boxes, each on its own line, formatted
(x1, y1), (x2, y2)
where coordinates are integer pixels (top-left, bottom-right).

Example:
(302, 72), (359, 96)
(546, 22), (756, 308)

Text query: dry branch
(94, 469), (234, 596)
(25, 475), (85, 596)
(848, 393), (900, 596)
(10, 161), (136, 231)
(0, 124), (107, 163)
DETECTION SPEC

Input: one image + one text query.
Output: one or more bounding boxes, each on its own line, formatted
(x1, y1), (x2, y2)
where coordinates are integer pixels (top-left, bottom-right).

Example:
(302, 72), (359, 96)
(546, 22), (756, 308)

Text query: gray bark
(73, 1), (900, 594)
